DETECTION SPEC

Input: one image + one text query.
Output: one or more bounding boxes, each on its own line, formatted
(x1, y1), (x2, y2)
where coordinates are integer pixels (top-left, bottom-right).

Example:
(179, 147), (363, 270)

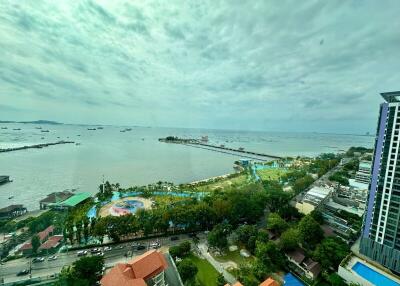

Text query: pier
(159, 137), (282, 160)
(0, 141), (75, 153)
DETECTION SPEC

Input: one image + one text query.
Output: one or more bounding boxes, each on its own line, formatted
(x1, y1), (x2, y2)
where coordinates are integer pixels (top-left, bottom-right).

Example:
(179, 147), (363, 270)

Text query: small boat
(75, 143), (81, 146)
(1, 127), (7, 129)
(125, 128), (132, 131)
(87, 128), (96, 130)
(41, 130), (49, 132)
(120, 130), (126, 132)
(41, 137), (44, 139)
(97, 127), (104, 129)
(238, 147), (244, 151)
(57, 136), (60, 138)
(13, 128), (21, 131)
(35, 127), (42, 129)
(8, 196), (14, 199)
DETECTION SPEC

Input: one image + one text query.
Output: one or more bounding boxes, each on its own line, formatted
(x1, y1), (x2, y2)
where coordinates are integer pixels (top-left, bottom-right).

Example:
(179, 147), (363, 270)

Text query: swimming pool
(283, 273), (304, 286)
(352, 261), (400, 286)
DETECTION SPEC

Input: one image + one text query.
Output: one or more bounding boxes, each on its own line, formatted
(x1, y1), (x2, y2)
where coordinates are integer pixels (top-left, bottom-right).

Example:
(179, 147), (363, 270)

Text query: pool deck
(99, 196), (152, 217)
(339, 254), (400, 286)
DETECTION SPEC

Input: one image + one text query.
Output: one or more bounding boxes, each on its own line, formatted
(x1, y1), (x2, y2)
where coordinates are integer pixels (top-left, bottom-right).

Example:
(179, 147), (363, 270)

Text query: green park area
(186, 253), (220, 286)
(193, 173), (249, 192)
(256, 168), (287, 181)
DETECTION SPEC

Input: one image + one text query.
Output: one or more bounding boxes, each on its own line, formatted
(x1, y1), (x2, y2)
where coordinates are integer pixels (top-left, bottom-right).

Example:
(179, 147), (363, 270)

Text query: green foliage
(308, 157), (339, 177)
(255, 241), (286, 271)
(343, 160), (359, 172)
(208, 223), (230, 249)
(28, 211), (66, 234)
(263, 185), (292, 213)
(170, 241), (191, 259)
(292, 175), (315, 195)
(314, 237), (350, 269)
(267, 213), (288, 234)
(31, 234), (41, 255)
(178, 258), (198, 283)
(216, 273), (226, 286)
(279, 228), (299, 251)
(298, 215), (323, 249)
(235, 224), (260, 253)
(329, 172), (349, 186)
(327, 273), (347, 286)
(57, 256), (104, 286)
(346, 146), (372, 157)
(310, 210), (324, 224)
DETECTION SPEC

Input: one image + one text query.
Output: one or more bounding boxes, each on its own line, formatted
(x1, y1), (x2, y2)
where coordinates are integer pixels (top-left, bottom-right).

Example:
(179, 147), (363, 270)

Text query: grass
(256, 168), (287, 181)
(186, 253), (219, 286)
(194, 174), (249, 192)
(213, 249), (254, 267)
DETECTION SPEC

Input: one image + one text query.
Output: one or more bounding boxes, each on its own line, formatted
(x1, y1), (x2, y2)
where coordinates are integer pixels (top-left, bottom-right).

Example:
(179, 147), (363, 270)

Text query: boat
(87, 128), (96, 130)
(75, 143), (81, 146)
(77, 135), (81, 136)
(238, 147), (244, 151)
(13, 128), (21, 130)
(97, 127), (104, 129)
(35, 127), (42, 129)
(8, 196), (14, 199)
(1, 127), (7, 129)
(120, 130), (126, 132)
(41, 137), (44, 139)
(125, 128), (132, 131)
(41, 130), (49, 132)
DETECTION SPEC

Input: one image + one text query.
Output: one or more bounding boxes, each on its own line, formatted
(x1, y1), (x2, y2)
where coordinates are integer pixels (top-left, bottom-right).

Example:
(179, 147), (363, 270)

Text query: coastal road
(0, 234), (195, 284)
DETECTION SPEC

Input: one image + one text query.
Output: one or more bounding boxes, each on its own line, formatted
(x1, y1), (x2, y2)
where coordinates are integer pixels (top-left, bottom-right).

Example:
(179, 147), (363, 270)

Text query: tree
(236, 225), (259, 253)
(216, 273), (226, 286)
(298, 215), (323, 249)
(177, 259), (198, 283)
(292, 175), (314, 194)
(83, 217), (90, 243)
(58, 256), (104, 286)
(170, 241), (191, 259)
(208, 224), (230, 249)
(255, 241), (286, 270)
(267, 213), (288, 234)
(327, 273), (347, 286)
(314, 237), (350, 269)
(31, 234), (41, 255)
(279, 228), (299, 251)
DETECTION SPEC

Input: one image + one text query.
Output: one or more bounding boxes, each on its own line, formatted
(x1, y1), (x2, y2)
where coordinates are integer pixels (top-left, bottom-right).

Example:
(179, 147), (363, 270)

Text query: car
(150, 242), (160, 249)
(93, 251), (104, 257)
(91, 248), (101, 253)
(136, 245), (146, 250)
(117, 245), (124, 249)
(103, 246), (112, 251)
(32, 257), (44, 263)
(47, 255), (58, 261)
(170, 236), (179, 241)
(17, 269), (29, 276)
(77, 250), (88, 257)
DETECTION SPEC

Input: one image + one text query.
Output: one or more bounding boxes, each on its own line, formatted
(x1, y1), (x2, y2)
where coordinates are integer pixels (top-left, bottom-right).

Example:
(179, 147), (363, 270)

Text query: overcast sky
(0, 1), (399, 133)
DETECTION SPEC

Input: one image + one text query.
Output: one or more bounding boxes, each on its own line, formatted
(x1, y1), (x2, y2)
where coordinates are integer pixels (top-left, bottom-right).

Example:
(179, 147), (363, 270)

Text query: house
(101, 250), (169, 286)
(39, 191), (73, 209)
(50, 192), (92, 210)
(286, 248), (321, 280)
(19, 225), (55, 255)
(38, 235), (63, 253)
(0, 205), (27, 219)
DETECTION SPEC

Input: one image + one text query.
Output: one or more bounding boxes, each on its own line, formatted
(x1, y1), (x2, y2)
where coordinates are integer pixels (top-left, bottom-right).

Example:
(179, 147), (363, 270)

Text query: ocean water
(0, 123), (373, 210)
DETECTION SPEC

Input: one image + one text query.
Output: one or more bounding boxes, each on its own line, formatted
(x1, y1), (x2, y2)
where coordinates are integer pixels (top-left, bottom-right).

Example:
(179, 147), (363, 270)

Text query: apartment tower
(360, 91), (400, 273)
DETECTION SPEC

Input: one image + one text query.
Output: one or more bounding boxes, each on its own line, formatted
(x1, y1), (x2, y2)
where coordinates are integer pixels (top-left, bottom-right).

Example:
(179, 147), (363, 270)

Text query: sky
(0, 1), (399, 133)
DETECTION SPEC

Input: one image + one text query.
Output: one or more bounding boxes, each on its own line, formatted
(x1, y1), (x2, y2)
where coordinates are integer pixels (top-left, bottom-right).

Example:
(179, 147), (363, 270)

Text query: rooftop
(39, 235), (63, 250)
(55, 192), (92, 207)
(38, 225), (54, 241)
(101, 250), (168, 286)
(381, 91), (400, 103)
(0, 204), (26, 214)
(40, 191), (73, 204)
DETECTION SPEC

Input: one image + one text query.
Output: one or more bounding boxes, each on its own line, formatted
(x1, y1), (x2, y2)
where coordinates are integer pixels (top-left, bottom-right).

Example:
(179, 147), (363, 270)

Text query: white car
(48, 255), (57, 261)
(77, 250), (88, 257)
(103, 246), (112, 251)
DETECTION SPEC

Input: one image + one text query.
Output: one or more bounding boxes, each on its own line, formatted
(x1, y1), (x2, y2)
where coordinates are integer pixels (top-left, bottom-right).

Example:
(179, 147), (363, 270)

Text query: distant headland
(0, 120), (63, 125)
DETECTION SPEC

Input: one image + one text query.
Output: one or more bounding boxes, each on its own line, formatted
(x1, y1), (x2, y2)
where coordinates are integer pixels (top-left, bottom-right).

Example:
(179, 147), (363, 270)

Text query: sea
(0, 123), (373, 210)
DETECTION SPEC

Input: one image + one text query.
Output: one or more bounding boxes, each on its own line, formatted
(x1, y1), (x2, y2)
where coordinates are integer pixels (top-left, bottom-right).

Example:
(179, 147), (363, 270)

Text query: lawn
(213, 249), (254, 267)
(256, 168), (287, 181)
(186, 253), (219, 286)
(194, 174), (249, 192)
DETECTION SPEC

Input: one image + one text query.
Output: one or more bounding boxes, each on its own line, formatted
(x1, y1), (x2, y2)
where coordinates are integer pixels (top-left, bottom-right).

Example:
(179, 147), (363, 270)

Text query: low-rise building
(286, 248), (321, 280)
(354, 161), (372, 184)
(19, 225), (55, 255)
(0, 205), (27, 219)
(295, 186), (333, 215)
(39, 191), (73, 209)
(101, 250), (170, 286)
(50, 192), (92, 210)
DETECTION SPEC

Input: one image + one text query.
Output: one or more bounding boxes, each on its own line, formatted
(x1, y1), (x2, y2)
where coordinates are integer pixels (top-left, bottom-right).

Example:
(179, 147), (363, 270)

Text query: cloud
(0, 0), (399, 132)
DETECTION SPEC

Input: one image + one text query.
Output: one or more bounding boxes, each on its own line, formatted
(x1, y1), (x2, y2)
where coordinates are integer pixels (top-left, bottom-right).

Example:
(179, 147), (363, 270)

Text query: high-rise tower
(360, 91), (400, 273)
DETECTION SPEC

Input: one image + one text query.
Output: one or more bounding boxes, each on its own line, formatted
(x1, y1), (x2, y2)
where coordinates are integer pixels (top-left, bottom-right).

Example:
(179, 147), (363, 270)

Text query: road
(0, 234), (193, 284)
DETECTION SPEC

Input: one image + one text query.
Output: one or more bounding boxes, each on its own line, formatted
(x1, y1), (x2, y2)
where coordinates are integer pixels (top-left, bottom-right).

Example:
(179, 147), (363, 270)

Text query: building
(19, 225), (55, 255)
(101, 250), (169, 286)
(295, 186), (333, 215)
(0, 176), (10, 185)
(0, 205), (27, 219)
(286, 248), (321, 280)
(355, 161), (372, 184)
(360, 91), (400, 273)
(50, 192), (92, 210)
(224, 277), (279, 286)
(39, 191), (73, 209)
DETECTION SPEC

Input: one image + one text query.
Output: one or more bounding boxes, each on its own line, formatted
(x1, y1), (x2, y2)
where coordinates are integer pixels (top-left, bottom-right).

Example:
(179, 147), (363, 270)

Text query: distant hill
(0, 120), (63, 125)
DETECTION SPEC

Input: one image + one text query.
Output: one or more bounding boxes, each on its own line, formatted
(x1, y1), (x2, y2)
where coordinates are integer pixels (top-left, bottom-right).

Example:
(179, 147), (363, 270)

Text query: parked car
(103, 246), (112, 251)
(77, 250), (88, 257)
(93, 252), (104, 257)
(16, 269), (29, 276)
(136, 244), (146, 250)
(90, 248), (101, 253)
(48, 255), (57, 261)
(170, 236), (179, 241)
(150, 242), (160, 249)
(32, 257), (45, 263)
(117, 245), (124, 249)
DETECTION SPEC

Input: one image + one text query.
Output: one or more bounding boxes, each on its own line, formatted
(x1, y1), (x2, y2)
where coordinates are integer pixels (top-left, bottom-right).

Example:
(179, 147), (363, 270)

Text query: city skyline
(1, 1), (400, 133)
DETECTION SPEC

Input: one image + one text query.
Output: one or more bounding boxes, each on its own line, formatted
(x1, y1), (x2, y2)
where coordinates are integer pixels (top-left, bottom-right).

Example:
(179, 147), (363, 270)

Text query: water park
(99, 196), (152, 217)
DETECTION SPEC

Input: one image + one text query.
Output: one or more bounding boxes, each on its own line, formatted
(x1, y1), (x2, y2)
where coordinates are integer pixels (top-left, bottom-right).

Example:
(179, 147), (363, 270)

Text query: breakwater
(159, 137), (282, 159)
(0, 141), (75, 153)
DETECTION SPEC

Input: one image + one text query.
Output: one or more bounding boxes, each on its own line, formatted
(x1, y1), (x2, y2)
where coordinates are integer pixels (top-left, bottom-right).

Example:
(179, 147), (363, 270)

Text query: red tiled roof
(39, 235), (63, 250)
(232, 283), (244, 286)
(101, 250), (168, 286)
(259, 277), (279, 286)
(20, 242), (32, 250)
(38, 225), (54, 241)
